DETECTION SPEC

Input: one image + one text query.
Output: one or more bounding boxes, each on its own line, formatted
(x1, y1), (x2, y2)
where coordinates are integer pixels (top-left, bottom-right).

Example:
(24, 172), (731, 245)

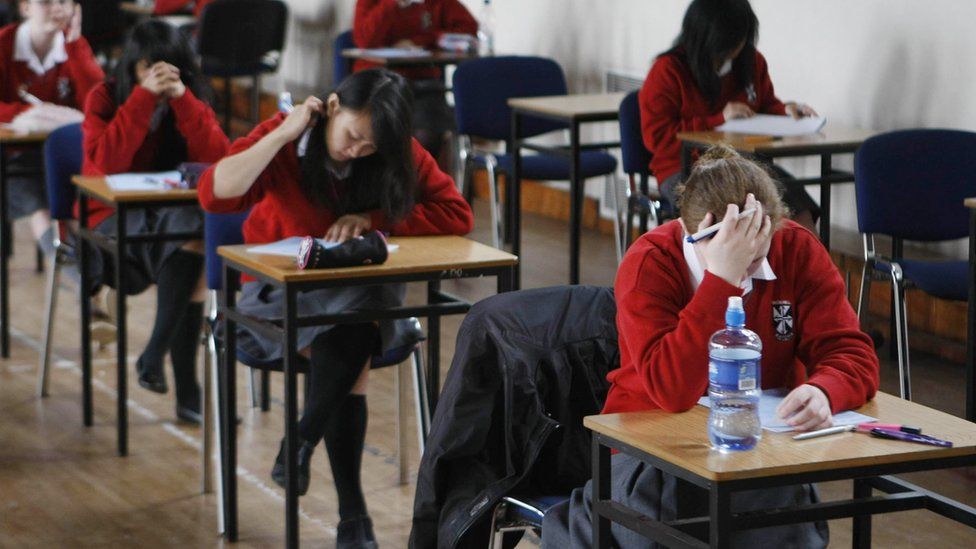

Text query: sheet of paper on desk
(246, 236), (399, 256)
(358, 47), (431, 58)
(106, 171), (181, 191)
(716, 114), (827, 137)
(696, 388), (876, 433)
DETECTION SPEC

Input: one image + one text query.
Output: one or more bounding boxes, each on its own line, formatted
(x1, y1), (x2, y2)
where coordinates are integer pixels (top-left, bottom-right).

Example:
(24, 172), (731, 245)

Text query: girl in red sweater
(353, 0), (478, 163)
(81, 20), (229, 423)
(198, 68), (472, 548)
(641, 0), (819, 231)
(0, 0), (102, 250)
(542, 146), (879, 548)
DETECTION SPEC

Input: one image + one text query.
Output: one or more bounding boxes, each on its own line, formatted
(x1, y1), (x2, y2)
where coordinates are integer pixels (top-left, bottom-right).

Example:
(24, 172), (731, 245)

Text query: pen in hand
(686, 208), (757, 243)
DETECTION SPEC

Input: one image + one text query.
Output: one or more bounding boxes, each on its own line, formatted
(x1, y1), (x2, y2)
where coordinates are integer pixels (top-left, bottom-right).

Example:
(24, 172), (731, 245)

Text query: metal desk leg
(568, 121), (582, 285)
(510, 110), (523, 290)
(115, 208), (129, 457)
(0, 142), (9, 358)
(79, 197), (93, 426)
(497, 267), (514, 294)
(968, 208), (976, 422)
(820, 154), (833, 249)
(592, 436), (611, 549)
(283, 286), (300, 549)
(220, 266), (239, 541)
(426, 280), (442, 412)
(852, 478), (873, 548)
(709, 482), (732, 549)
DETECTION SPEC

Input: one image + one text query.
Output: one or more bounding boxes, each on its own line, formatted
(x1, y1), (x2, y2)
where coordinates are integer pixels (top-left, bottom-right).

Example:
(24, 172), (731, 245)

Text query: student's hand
(776, 384), (833, 431)
(696, 193), (771, 287)
(271, 96), (324, 143)
(140, 62), (180, 96)
(393, 39), (421, 49)
(785, 102), (818, 119)
(722, 101), (755, 121)
(65, 4), (82, 43)
(325, 214), (372, 243)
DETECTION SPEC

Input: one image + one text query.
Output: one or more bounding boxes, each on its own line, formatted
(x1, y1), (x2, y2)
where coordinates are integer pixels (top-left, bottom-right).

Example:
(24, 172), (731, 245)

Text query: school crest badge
(772, 300), (793, 341)
(57, 77), (72, 101)
(421, 11), (432, 30)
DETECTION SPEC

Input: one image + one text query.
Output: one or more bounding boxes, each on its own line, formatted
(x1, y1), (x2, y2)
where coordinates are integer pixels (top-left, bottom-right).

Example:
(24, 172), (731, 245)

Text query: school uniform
(0, 21), (103, 219)
(640, 49), (819, 218)
(542, 220), (880, 548)
(81, 82), (229, 293)
(353, 0), (478, 157)
(153, 0), (213, 17)
(196, 112), (473, 361)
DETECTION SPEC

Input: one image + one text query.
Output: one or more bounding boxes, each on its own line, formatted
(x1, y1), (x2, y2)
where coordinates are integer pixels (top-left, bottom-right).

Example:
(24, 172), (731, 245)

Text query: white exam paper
(716, 114), (826, 137)
(697, 388), (875, 433)
(105, 171), (182, 191)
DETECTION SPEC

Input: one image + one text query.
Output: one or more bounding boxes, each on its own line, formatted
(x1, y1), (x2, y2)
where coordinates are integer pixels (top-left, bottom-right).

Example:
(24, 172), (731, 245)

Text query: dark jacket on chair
(410, 286), (619, 548)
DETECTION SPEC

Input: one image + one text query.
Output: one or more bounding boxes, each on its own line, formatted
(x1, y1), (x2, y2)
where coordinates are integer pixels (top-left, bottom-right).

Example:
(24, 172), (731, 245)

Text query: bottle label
(709, 351), (760, 391)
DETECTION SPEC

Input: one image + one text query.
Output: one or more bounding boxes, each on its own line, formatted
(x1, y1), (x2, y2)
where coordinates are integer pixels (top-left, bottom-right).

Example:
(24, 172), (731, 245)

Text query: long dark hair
(667, 0), (759, 108)
(299, 69), (416, 221)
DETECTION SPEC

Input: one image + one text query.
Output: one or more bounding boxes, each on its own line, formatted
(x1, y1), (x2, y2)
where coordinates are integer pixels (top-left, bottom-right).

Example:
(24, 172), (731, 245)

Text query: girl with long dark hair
(198, 68), (473, 548)
(81, 19), (229, 423)
(641, 0), (820, 230)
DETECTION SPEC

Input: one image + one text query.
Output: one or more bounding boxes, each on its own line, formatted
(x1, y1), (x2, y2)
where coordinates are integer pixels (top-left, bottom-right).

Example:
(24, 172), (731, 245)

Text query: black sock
(138, 250), (203, 376)
(298, 323), (378, 444)
(324, 394), (368, 520)
(171, 301), (204, 409)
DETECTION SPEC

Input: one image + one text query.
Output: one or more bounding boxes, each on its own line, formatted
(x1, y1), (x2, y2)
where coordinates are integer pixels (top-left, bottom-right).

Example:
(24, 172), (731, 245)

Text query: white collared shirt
(682, 236), (776, 295)
(14, 22), (68, 76)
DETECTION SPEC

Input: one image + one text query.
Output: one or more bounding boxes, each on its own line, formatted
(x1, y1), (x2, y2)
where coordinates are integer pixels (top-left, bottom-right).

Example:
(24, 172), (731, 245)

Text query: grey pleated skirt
(235, 281), (411, 361)
(5, 150), (48, 220)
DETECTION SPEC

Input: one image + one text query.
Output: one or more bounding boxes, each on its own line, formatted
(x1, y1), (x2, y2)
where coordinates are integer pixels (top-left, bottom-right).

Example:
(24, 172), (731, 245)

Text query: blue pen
(686, 208), (757, 244)
(278, 91), (294, 114)
(870, 428), (952, 448)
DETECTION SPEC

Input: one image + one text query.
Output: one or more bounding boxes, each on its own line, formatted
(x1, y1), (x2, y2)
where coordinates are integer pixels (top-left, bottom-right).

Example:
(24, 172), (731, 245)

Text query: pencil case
(297, 231), (389, 270)
(177, 162), (211, 189)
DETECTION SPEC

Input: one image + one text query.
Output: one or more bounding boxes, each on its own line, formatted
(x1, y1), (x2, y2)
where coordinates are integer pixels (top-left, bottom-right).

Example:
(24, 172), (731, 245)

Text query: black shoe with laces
(270, 437), (315, 496)
(336, 515), (378, 549)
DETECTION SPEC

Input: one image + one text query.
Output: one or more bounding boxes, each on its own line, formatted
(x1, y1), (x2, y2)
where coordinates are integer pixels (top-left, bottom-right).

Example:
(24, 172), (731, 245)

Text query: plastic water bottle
(708, 296), (762, 451)
(477, 0), (495, 56)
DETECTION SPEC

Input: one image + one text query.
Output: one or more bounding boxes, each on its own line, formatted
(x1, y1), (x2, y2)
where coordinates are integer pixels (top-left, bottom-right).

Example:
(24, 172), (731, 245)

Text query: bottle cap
(726, 296), (745, 326)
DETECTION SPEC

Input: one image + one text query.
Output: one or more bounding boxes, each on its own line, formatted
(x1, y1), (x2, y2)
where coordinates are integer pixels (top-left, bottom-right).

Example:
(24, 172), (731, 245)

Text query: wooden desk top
(964, 198), (976, 209)
(0, 128), (49, 144)
(72, 176), (199, 204)
(585, 392), (976, 482)
(678, 127), (877, 155)
(340, 48), (476, 67)
(507, 92), (628, 120)
(219, 235), (518, 283)
(119, 2), (154, 15)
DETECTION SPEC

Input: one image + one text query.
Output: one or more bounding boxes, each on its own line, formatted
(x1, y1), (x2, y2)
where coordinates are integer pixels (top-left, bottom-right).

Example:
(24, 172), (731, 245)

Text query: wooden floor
(0, 200), (974, 548)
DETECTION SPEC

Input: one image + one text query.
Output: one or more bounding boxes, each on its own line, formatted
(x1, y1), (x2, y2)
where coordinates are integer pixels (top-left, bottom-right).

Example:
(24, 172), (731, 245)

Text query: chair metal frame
(487, 496), (549, 549)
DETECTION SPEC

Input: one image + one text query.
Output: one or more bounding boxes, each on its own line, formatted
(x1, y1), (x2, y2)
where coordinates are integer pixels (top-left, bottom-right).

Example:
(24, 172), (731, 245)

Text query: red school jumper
(640, 49), (788, 184)
(80, 83), (230, 227)
(197, 113), (474, 278)
(153, 0), (213, 17)
(0, 23), (104, 122)
(352, 0), (478, 80)
(604, 220), (879, 416)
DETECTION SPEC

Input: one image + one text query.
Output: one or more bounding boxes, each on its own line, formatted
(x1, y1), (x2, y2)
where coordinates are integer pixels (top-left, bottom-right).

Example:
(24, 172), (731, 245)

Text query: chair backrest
(618, 91), (652, 176)
(855, 129), (976, 241)
(452, 56), (568, 141)
(333, 30), (355, 87)
(204, 211), (249, 290)
(197, 0), (288, 71)
(44, 123), (83, 221)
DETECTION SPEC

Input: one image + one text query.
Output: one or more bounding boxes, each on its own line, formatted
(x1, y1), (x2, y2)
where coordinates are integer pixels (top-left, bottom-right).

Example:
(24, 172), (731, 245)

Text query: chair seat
(899, 259), (968, 301)
(478, 151), (617, 181)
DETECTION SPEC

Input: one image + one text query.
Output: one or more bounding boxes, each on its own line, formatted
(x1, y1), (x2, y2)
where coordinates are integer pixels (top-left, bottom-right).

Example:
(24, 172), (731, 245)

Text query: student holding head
(0, 0), (103, 250)
(541, 146), (879, 548)
(353, 0), (478, 163)
(642, 0), (819, 230)
(81, 20), (229, 423)
(198, 68), (473, 548)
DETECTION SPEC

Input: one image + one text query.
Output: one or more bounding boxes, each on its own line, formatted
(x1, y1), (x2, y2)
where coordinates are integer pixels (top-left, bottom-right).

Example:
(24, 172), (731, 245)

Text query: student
(541, 146), (879, 548)
(198, 68), (473, 548)
(0, 0), (102, 250)
(353, 0), (478, 163)
(81, 20), (229, 423)
(641, 0), (819, 230)
(153, 0), (213, 18)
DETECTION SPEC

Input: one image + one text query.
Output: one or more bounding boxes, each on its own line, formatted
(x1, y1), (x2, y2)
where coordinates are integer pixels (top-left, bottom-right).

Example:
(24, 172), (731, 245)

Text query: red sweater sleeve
(153, 0), (192, 15)
(368, 139), (473, 235)
(83, 84), (157, 175)
(197, 114), (289, 214)
(63, 37), (105, 111)
(353, 0), (402, 48)
(170, 89), (229, 163)
(615, 242), (744, 412)
(754, 52), (787, 116)
(789, 230), (879, 413)
(0, 98), (30, 123)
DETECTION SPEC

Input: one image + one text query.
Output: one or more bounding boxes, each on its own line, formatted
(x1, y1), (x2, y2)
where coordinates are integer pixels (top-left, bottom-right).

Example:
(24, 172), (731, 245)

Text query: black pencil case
(177, 162), (211, 189)
(297, 231), (389, 270)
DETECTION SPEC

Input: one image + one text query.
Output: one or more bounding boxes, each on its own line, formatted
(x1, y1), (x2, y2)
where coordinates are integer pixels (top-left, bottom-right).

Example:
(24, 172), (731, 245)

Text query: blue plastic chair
(333, 30), (355, 88)
(855, 129), (976, 400)
(38, 124), (84, 397)
(452, 56), (618, 248)
(202, 212), (430, 494)
(618, 91), (672, 255)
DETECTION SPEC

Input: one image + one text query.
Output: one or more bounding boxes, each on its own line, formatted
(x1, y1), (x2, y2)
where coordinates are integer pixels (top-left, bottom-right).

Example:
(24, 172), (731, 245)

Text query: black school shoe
(336, 515), (378, 549)
(176, 397), (202, 425)
(270, 437), (316, 496)
(136, 358), (168, 394)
